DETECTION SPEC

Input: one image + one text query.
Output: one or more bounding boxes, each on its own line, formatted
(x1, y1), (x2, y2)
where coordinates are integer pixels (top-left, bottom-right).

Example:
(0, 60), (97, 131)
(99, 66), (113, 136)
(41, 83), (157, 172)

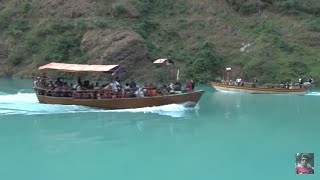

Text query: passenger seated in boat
(285, 82), (290, 89)
(143, 88), (150, 96)
(76, 84), (82, 91)
(252, 83), (256, 87)
(97, 93), (101, 99)
(102, 91), (112, 99)
(129, 79), (137, 90)
(183, 79), (194, 92)
(48, 81), (54, 90)
(168, 83), (176, 94)
(145, 83), (154, 91)
(34, 77), (40, 88)
(191, 79), (195, 90)
(110, 80), (119, 93)
(174, 80), (182, 91)
(236, 78), (242, 86)
(40, 73), (48, 87)
(115, 77), (121, 86)
(170, 82), (175, 90)
(53, 86), (62, 97)
(88, 83), (94, 89)
(164, 85), (171, 93)
(308, 77), (314, 84)
(81, 91), (91, 99)
(69, 83), (75, 90)
(299, 78), (304, 88)
(228, 80), (233, 85)
(135, 88), (144, 98)
(150, 88), (158, 96)
(252, 78), (257, 87)
(94, 82), (100, 90)
(103, 84), (111, 90)
(124, 83), (130, 90)
(129, 90), (136, 98)
(157, 86), (168, 96)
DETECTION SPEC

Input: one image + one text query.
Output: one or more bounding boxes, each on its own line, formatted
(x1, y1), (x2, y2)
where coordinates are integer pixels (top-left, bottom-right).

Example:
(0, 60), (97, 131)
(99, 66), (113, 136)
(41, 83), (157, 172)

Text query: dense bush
(275, 0), (320, 15)
(94, 18), (111, 28)
(153, 67), (170, 83)
(43, 33), (82, 62)
(6, 53), (22, 66)
(226, 0), (320, 15)
(37, 19), (74, 37)
(74, 18), (88, 32)
(8, 18), (30, 37)
(288, 60), (310, 77)
(226, 0), (272, 14)
(0, 11), (11, 30)
(308, 19), (320, 31)
(184, 42), (225, 83)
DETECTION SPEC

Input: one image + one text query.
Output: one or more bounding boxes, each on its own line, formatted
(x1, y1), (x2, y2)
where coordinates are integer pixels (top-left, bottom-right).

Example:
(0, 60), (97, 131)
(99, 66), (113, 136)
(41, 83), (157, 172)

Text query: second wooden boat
(211, 82), (307, 95)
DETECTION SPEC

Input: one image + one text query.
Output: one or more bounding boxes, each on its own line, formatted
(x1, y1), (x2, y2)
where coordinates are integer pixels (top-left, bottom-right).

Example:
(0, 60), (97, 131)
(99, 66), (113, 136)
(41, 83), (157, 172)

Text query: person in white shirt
(135, 88), (144, 98)
(110, 80), (119, 93)
(236, 78), (242, 86)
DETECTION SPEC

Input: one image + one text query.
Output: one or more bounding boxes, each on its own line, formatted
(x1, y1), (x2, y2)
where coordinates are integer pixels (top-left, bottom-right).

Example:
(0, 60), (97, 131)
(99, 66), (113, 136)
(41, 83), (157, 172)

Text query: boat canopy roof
(153, 58), (174, 65)
(38, 62), (127, 73)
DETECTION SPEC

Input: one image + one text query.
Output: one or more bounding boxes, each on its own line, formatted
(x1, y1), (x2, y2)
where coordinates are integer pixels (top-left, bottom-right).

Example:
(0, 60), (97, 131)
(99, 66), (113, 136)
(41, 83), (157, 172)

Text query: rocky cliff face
(0, 0), (154, 81)
(80, 28), (153, 80)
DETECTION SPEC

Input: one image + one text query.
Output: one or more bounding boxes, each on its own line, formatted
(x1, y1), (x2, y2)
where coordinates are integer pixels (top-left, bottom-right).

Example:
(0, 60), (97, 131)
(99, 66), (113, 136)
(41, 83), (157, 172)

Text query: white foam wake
(0, 93), (196, 117)
(216, 90), (239, 94)
(306, 92), (320, 96)
(109, 103), (198, 117)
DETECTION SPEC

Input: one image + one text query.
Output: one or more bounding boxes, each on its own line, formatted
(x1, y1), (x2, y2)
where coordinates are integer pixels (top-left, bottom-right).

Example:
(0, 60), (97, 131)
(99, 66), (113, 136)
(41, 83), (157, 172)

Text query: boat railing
(34, 87), (131, 99)
(33, 86), (187, 99)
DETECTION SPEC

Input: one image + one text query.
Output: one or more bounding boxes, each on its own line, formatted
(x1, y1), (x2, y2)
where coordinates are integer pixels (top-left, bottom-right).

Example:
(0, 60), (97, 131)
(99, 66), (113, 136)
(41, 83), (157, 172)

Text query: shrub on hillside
(6, 51), (24, 66)
(43, 33), (81, 62)
(0, 11), (11, 29)
(8, 18), (30, 37)
(113, 4), (127, 17)
(37, 19), (74, 37)
(153, 67), (170, 83)
(226, 0), (272, 14)
(94, 18), (110, 28)
(275, 0), (320, 15)
(184, 41), (225, 83)
(288, 60), (310, 77)
(308, 19), (320, 31)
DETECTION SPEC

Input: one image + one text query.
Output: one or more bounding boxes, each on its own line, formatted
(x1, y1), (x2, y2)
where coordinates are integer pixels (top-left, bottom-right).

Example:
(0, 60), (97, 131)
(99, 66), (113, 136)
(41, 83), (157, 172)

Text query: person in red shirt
(296, 154), (314, 174)
(184, 79), (194, 92)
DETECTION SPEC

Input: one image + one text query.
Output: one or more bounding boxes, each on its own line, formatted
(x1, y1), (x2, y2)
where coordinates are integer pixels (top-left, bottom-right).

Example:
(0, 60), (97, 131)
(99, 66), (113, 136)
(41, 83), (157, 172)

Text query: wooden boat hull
(36, 90), (204, 109)
(211, 82), (307, 95)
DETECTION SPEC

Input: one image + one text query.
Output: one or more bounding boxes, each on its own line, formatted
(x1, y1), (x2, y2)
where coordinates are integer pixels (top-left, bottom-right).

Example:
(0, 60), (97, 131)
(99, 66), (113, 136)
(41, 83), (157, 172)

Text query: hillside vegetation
(0, 0), (319, 84)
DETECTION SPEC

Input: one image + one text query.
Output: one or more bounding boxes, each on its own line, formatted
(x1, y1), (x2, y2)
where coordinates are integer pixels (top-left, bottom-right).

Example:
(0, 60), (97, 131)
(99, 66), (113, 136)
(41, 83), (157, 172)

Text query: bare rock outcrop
(40, 0), (93, 18)
(81, 28), (152, 80)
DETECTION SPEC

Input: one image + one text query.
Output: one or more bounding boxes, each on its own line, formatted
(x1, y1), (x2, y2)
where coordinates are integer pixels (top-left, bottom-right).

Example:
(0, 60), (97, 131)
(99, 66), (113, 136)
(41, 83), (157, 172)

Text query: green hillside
(0, 0), (319, 84)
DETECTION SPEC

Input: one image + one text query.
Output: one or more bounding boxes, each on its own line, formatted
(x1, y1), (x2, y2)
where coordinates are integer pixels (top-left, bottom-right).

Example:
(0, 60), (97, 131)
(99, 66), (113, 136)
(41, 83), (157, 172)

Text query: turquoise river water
(0, 78), (319, 179)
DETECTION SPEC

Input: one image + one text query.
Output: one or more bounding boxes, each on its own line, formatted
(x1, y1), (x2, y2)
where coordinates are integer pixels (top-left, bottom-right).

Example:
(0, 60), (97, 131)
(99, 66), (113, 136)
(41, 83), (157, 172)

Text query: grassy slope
(0, 0), (319, 84)
(134, 0), (320, 83)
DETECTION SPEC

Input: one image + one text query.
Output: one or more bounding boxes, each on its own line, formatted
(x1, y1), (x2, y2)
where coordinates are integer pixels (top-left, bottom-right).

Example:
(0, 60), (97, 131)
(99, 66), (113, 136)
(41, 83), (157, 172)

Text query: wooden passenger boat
(34, 88), (204, 109)
(34, 62), (204, 109)
(211, 82), (307, 95)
